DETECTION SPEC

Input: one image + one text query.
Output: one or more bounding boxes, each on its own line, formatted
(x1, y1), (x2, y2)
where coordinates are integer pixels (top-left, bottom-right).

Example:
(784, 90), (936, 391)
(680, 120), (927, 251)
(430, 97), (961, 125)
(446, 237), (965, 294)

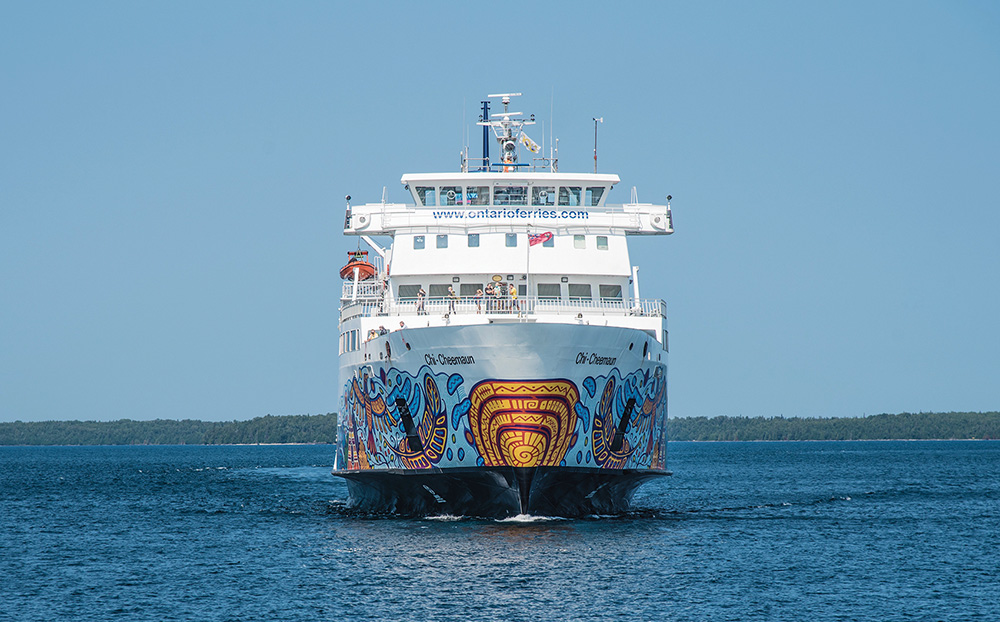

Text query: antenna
(479, 99), (490, 172)
(593, 117), (604, 173)
(550, 88), (555, 172)
(477, 93), (535, 172)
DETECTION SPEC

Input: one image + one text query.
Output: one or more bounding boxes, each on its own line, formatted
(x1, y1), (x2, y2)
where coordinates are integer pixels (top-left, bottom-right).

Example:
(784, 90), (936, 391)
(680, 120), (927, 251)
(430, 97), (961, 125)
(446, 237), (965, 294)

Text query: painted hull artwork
(335, 358), (667, 516)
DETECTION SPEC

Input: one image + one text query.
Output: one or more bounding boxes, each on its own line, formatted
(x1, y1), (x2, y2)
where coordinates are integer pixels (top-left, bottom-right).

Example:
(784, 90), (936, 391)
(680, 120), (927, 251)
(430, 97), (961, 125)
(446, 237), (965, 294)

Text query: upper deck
(337, 92), (674, 343)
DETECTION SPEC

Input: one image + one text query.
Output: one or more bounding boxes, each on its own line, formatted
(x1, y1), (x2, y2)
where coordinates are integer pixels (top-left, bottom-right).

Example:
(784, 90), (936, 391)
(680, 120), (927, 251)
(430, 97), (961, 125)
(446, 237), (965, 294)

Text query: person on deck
(416, 287), (427, 315)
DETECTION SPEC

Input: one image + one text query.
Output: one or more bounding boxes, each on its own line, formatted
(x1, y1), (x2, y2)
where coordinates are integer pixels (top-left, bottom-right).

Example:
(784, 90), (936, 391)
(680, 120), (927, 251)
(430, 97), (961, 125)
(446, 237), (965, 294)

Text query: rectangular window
(599, 284), (623, 301)
(439, 186), (462, 206)
(506, 233), (518, 247)
(460, 283), (482, 297)
(429, 284), (451, 297)
(596, 236), (608, 250)
(586, 187), (605, 206)
(414, 235), (425, 249)
(574, 235), (586, 249)
(436, 234), (448, 248)
(558, 186), (581, 206)
(398, 284), (421, 300)
(568, 284), (592, 301)
(494, 185), (528, 206)
(466, 186), (489, 205)
(517, 284), (526, 297)
(537, 283), (561, 300)
(532, 186), (555, 206)
(543, 236), (554, 247)
(415, 186), (436, 206)
(467, 233), (480, 247)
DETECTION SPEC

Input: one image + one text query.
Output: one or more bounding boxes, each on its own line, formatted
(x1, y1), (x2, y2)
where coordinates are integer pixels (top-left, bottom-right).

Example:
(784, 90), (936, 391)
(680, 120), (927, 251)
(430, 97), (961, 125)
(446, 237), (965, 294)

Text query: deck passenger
(416, 287), (427, 315)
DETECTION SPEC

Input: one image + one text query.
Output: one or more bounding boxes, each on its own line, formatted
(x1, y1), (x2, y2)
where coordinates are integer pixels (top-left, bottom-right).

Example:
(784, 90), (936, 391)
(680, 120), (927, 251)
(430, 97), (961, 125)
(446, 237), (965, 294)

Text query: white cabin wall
(388, 233), (631, 277)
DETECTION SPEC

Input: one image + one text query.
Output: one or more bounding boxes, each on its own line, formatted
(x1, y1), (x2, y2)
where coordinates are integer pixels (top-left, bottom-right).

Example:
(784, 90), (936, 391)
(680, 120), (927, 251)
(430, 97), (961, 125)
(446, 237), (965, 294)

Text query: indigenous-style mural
(339, 364), (666, 472)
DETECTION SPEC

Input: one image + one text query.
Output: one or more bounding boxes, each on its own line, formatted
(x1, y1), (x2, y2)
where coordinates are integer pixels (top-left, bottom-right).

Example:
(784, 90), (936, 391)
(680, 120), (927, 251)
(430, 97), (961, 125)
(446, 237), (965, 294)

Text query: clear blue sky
(2, 1), (998, 422)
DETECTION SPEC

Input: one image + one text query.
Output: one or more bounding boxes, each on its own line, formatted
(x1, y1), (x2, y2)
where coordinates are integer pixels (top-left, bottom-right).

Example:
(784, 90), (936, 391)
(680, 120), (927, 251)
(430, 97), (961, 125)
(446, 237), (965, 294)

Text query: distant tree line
(0, 414), (338, 446)
(2, 411), (998, 446)
(668, 412), (1000, 441)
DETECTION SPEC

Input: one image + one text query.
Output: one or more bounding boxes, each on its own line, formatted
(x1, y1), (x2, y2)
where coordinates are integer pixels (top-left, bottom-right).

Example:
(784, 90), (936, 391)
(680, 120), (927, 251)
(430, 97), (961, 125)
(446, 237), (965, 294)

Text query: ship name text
(424, 353), (477, 366)
(576, 352), (617, 366)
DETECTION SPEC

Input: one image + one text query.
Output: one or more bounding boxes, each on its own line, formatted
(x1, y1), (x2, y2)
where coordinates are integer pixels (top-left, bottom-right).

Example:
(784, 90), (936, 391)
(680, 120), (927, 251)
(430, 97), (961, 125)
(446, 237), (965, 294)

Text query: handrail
(340, 296), (666, 319)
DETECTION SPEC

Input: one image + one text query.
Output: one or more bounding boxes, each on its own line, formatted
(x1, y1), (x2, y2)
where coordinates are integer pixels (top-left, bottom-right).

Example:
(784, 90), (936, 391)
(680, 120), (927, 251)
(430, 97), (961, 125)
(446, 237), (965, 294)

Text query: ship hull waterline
(334, 466), (669, 517)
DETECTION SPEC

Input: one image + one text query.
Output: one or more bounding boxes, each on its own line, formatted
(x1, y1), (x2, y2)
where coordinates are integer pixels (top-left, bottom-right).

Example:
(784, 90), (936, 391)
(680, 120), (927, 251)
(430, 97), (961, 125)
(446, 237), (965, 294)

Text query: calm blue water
(2, 441), (997, 621)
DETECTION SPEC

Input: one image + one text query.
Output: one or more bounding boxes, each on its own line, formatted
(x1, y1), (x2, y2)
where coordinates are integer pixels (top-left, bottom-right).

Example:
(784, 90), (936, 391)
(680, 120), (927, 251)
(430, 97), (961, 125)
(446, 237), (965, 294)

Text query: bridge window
(574, 235), (586, 249)
(597, 236), (608, 250)
(436, 234), (448, 248)
(413, 235), (425, 249)
(532, 186), (555, 206)
(439, 186), (462, 206)
(466, 186), (489, 205)
(494, 185), (527, 206)
(468, 233), (480, 247)
(506, 233), (518, 247)
(415, 187), (435, 206)
(586, 187), (605, 206)
(558, 186), (581, 206)
(568, 284), (592, 301)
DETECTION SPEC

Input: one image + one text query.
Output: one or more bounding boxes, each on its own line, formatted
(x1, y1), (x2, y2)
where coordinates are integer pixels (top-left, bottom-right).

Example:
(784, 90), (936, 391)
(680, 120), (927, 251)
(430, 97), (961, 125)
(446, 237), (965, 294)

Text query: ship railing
(341, 280), (386, 301)
(340, 296), (666, 319)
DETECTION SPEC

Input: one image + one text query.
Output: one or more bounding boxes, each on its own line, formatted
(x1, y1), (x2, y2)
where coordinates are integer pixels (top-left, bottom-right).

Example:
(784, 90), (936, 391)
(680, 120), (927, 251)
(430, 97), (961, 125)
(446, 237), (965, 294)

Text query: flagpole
(526, 225), (531, 315)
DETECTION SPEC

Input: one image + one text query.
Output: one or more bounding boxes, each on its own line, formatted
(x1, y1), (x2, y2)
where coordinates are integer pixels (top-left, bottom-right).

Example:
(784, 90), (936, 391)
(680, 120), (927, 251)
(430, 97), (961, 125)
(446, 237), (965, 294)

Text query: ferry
(332, 93), (674, 517)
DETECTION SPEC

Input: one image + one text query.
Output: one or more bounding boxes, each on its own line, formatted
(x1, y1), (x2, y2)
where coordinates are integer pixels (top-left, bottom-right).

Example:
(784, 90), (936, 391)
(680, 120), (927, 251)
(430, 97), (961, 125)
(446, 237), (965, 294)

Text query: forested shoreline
(668, 412), (999, 441)
(0, 414), (338, 446)
(0, 411), (997, 446)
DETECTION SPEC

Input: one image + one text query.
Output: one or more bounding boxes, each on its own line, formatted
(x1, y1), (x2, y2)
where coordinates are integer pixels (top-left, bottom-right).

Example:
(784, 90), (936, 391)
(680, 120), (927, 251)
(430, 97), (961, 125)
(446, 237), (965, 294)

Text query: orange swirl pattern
(468, 380), (579, 468)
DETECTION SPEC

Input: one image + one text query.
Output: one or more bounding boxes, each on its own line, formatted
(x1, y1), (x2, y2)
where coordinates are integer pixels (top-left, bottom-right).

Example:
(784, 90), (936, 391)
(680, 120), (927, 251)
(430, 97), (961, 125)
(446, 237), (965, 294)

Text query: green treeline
(0, 414), (338, 446)
(668, 412), (1000, 441)
(1, 411), (997, 446)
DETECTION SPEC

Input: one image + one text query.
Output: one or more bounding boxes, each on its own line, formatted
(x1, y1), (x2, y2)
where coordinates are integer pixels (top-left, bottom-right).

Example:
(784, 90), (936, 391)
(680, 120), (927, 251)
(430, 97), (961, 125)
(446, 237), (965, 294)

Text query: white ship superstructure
(333, 94), (674, 517)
